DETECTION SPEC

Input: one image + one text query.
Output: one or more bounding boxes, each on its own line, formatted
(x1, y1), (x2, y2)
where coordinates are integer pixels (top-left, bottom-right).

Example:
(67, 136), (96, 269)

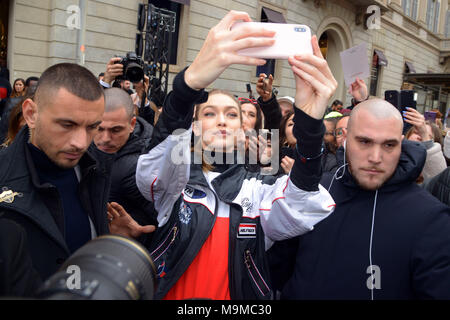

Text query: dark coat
(0, 217), (42, 297)
(423, 167), (450, 207)
(321, 146), (338, 174)
(0, 126), (114, 282)
(275, 140), (450, 299)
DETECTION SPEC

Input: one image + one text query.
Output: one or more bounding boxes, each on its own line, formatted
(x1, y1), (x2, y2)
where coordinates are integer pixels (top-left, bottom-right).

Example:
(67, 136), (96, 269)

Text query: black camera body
(115, 52), (145, 83)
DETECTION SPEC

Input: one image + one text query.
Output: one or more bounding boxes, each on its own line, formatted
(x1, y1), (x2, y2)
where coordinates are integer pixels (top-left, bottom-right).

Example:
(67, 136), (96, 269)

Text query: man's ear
(401, 134), (405, 141)
(22, 99), (38, 129)
(130, 116), (137, 132)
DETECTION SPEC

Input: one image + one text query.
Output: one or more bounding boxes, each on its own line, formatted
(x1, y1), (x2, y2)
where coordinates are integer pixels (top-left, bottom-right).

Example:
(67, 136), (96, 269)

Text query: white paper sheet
(339, 43), (370, 87)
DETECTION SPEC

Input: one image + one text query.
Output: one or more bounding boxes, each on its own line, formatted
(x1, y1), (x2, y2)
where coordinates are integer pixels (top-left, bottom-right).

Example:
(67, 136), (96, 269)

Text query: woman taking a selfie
(136, 11), (337, 300)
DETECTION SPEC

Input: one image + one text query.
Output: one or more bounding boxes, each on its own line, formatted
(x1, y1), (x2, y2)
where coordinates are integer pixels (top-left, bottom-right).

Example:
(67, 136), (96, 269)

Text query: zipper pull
(170, 227), (178, 243)
(244, 249), (251, 269)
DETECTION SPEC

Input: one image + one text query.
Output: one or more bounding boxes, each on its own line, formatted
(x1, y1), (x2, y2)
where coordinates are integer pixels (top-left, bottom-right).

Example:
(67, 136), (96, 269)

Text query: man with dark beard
(271, 99), (450, 299)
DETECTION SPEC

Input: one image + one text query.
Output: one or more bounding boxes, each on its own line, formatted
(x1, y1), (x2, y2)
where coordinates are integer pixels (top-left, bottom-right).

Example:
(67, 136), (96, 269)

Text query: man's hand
(184, 11), (275, 90)
(348, 77), (368, 102)
(107, 202), (155, 239)
(288, 35), (338, 120)
(403, 107), (432, 141)
(103, 57), (123, 85)
(256, 73), (273, 102)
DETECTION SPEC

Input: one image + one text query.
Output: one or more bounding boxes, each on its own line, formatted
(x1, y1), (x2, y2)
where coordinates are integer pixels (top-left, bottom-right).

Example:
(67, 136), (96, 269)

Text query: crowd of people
(0, 10), (449, 300)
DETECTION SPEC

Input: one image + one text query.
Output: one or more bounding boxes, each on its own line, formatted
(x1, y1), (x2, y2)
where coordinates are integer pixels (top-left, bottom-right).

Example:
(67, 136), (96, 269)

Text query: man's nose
(70, 128), (91, 151)
(368, 145), (382, 164)
(97, 130), (112, 144)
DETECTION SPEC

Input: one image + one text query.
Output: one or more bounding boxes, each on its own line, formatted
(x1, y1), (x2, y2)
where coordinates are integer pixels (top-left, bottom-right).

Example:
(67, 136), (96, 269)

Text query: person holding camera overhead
(101, 54), (158, 125)
(136, 10), (337, 300)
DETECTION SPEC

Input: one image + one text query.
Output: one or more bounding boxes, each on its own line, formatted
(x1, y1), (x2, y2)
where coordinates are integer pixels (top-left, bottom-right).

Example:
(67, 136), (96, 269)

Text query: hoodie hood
(334, 139), (426, 192)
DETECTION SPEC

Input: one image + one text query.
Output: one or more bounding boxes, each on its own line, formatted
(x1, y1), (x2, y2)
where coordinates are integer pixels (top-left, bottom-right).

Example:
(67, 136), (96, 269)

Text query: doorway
(319, 30), (346, 105)
(0, 0), (9, 62)
(0, 0), (9, 82)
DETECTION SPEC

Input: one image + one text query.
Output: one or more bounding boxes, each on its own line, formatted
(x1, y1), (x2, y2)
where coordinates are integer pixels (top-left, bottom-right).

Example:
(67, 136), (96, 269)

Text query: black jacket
(0, 126), (114, 282)
(0, 217), (42, 297)
(423, 167), (450, 207)
(257, 95), (282, 130)
(277, 140), (450, 299)
(102, 117), (157, 240)
(321, 146), (338, 174)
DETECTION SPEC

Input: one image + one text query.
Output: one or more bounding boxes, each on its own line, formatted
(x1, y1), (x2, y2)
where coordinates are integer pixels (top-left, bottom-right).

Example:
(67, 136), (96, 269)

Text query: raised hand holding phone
(184, 11), (276, 91)
(231, 22), (313, 59)
(288, 35), (338, 120)
(256, 73), (273, 102)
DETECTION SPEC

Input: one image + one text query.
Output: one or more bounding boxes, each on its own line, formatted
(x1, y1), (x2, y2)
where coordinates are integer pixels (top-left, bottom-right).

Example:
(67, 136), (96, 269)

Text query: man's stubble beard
(347, 158), (394, 192)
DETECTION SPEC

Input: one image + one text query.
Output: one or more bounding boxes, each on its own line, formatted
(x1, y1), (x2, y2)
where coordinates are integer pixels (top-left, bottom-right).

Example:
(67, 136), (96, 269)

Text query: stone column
(437, 0), (448, 36)
(417, 0), (428, 28)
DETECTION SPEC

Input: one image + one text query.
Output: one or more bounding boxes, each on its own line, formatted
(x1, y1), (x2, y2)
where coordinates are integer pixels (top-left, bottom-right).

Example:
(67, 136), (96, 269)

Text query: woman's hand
(288, 35), (338, 120)
(403, 107), (431, 141)
(256, 73), (273, 102)
(184, 11), (276, 90)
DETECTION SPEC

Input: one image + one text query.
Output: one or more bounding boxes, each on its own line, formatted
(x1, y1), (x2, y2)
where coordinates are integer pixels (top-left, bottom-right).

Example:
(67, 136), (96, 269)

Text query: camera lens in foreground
(37, 235), (156, 300)
(126, 63), (144, 83)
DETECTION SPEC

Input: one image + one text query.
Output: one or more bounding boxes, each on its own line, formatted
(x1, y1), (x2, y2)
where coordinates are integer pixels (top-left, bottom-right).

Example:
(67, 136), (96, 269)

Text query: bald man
(93, 88), (157, 244)
(272, 99), (450, 299)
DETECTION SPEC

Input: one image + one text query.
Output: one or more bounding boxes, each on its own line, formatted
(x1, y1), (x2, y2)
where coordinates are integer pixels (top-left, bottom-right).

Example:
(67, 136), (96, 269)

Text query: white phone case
(231, 22), (313, 59)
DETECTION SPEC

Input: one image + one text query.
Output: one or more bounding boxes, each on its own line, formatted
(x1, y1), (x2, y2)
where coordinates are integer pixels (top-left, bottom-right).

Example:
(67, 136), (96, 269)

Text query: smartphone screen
(385, 90), (400, 109)
(400, 90), (416, 112)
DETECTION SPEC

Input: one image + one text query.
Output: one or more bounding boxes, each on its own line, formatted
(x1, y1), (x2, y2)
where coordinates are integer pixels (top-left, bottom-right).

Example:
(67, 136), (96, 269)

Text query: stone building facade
(1, 0), (449, 112)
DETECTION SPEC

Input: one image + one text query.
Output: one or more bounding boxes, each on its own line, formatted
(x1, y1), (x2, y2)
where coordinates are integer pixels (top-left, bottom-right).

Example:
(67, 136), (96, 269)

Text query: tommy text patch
(237, 223), (257, 238)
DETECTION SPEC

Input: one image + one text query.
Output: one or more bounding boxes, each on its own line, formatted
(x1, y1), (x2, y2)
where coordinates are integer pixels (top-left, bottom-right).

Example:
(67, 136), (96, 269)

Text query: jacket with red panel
(136, 69), (335, 300)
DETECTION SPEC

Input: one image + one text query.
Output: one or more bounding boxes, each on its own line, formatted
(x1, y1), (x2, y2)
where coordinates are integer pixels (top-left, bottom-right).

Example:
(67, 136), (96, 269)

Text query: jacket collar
(187, 151), (247, 203)
(0, 126), (113, 252)
(0, 126), (70, 251)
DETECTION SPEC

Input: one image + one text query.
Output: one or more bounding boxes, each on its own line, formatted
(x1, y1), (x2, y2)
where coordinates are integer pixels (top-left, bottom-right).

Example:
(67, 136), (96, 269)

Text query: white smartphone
(231, 22), (313, 59)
